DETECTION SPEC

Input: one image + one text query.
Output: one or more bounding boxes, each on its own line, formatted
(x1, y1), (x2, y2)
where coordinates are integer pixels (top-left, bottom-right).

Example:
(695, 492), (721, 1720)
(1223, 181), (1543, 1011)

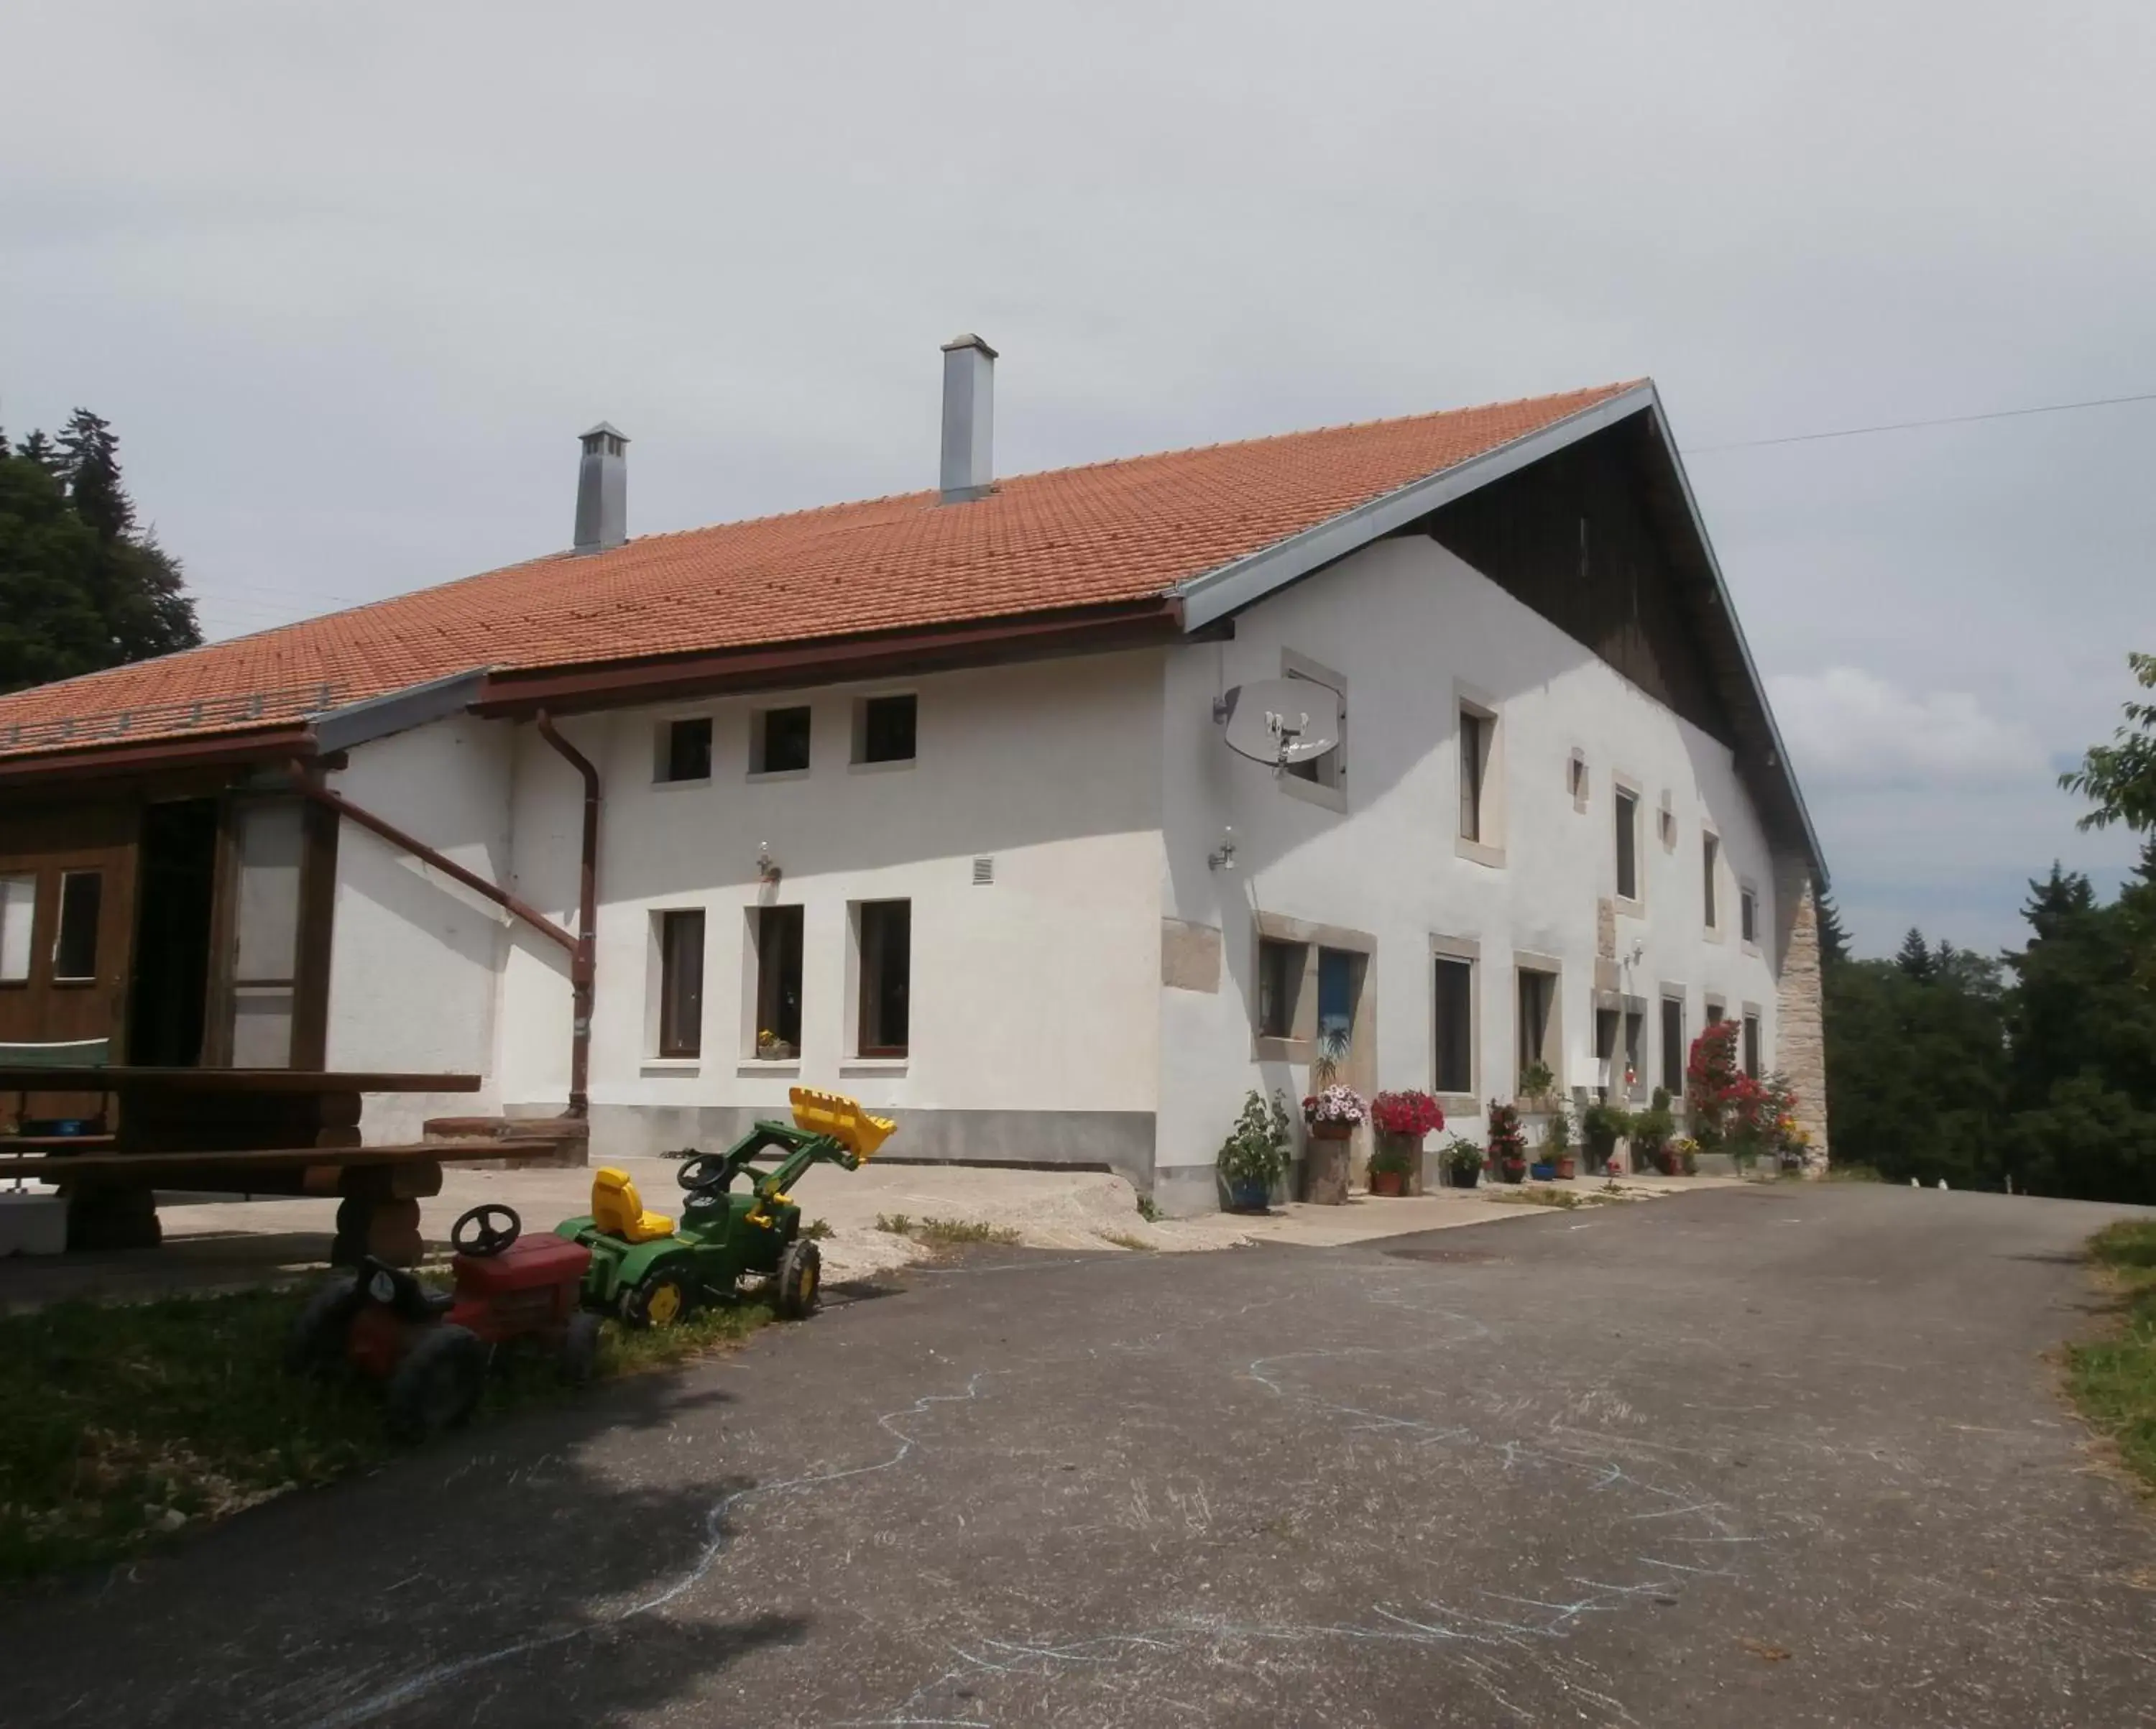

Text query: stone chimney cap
(940, 333), (999, 359)
(580, 421), (630, 443)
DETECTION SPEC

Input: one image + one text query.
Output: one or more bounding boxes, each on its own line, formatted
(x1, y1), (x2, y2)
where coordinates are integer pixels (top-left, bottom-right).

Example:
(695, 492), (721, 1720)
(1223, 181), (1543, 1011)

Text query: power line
(1682, 388), (2156, 453)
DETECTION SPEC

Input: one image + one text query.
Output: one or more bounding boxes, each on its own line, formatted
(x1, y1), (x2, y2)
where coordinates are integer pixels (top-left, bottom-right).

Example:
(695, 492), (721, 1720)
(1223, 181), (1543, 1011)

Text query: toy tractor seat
(590, 1168), (676, 1242)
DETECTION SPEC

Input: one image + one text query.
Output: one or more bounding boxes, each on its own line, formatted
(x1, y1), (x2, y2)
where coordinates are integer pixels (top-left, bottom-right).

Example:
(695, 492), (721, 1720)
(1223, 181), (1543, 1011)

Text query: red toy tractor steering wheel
(451, 1203), (521, 1258)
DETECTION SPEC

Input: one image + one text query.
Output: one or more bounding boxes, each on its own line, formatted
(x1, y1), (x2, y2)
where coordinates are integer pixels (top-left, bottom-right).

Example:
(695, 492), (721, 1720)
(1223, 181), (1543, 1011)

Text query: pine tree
(56, 409), (133, 541)
(1894, 927), (1934, 981)
(1815, 888), (1851, 965)
(16, 429), (60, 472)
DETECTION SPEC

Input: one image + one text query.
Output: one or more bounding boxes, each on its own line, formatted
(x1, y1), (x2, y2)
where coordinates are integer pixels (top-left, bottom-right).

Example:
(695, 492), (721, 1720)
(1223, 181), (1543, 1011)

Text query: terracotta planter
(1307, 1120), (1355, 1140)
(1554, 1155), (1576, 1180)
(1369, 1169), (1406, 1197)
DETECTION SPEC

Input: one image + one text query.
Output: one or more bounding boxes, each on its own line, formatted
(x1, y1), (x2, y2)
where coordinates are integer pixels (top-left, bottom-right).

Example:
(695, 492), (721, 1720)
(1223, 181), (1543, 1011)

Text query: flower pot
(1554, 1155), (1576, 1180)
(1226, 1176), (1271, 1213)
(1496, 1160), (1526, 1186)
(1529, 1161), (1556, 1181)
(1369, 1170), (1406, 1197)
(1445, 1164), (1482, 1189)
(1307, 1120), (1355, 1140)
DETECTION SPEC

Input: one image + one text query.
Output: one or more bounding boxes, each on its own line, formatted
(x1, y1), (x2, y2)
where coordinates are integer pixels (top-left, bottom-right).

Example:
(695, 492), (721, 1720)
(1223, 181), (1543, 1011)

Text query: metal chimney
(573, 422), (628, 553)
(939, 334), (997, 504)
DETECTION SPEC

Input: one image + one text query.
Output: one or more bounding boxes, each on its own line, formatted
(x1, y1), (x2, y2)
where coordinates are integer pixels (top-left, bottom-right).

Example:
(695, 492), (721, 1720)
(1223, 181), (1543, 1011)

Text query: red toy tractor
(287, 1203), (600, 1442)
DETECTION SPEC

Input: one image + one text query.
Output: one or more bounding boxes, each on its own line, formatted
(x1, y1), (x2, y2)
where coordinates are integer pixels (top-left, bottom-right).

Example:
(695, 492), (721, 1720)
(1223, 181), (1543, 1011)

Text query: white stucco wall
(1154, 534), (1784, 1199)
(323, 713), (524, 1140)
(492, 652), (1168, 1162)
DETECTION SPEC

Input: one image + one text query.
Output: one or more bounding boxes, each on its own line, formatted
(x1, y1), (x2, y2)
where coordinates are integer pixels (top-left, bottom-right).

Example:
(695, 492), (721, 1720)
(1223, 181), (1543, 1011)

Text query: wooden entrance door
(0, 801), (139, 1120)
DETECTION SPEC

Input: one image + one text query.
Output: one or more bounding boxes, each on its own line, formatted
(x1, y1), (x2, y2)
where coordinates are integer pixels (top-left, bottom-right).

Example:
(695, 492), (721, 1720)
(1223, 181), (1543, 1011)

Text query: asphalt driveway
(6, 1184), (2153, 1728)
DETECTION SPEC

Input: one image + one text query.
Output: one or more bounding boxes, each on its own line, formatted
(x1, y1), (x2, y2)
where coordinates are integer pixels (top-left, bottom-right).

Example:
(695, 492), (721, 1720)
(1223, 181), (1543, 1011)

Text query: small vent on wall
(972, 856), (995, 885)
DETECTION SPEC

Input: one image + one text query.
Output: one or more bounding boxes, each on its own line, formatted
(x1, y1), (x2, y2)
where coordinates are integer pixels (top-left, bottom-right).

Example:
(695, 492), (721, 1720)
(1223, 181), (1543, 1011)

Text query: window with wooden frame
(751, 905), (803, 1059)
(655, 909), (706, 1059)
(0, 874), (32, 984)
(855, 899), (911, 1056)
(656, 716), (714, 783)
(51, 872), (103, 982)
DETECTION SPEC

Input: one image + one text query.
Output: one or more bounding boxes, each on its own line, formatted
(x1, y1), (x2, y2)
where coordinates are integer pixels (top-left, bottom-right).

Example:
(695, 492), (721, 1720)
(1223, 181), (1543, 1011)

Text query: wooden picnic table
(0, 1067), (533, 1263)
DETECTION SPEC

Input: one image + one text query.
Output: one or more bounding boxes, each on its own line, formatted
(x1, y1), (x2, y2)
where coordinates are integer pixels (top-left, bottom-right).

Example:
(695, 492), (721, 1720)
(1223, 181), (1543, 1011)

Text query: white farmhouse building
(0, 346), (1827, 1212)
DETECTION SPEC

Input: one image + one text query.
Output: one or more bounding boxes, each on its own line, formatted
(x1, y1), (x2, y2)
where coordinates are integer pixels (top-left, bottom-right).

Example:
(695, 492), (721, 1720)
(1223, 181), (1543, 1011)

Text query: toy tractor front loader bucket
(788, 1087), (895, 1161)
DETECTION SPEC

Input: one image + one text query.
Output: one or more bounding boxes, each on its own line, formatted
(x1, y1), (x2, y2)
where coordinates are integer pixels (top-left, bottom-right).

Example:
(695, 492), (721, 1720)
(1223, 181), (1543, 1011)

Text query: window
(1433, 955), (1473, 1096)
(1703, 833), (1720, 930)
(1568, 751), (1588, 810)
(855, 694), (917, 765)
(1256, 938), (1305, 1040)
(1516, 966), (1557, 1085)
(1660, 995), (1685, 1096)
(1705, 1000), (1726, 1026)
(656, 909), (706, 1058)
(52, 871), (102, 982)
(658, 716), (713, 783)
(1743, 1010), (1762, 1078)
(1459, 709), (1490, 842)
(752, 706), (812, 775)
(1659, 796), (1677, 851)
(1740, 885), (1759, 946)
(1317, 947), (1360, 1050)
(1594, 1006), (1618, 1093)
(228, 801), (305, 1064)
(752, 905), (803, 1059)
(1623, 1008), (1645, 1096)
(1279, 660), (1345, 801)
(856, 900), (911, 1056)
(1614, 788), (1639, 903)
(0, 874), (32, 983)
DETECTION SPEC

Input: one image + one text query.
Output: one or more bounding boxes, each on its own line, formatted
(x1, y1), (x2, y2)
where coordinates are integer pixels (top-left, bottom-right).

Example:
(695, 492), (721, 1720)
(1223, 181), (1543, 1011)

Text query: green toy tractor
(555, 1087), (893, 1327)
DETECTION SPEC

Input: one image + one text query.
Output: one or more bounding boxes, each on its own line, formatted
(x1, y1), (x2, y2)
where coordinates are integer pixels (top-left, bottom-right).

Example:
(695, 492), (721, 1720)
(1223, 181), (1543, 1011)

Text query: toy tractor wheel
(286, 1275), (361, 1375)
(560, 1311), (603, 1384)
(774, 1239), (821, 1319)
(384, 1324), (487, 1443)
(621, 1268), (695, 1330)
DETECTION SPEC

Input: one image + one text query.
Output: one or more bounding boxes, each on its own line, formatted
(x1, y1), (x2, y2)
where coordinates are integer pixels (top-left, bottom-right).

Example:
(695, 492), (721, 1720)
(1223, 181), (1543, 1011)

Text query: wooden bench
(0, 1137), (567, 1265)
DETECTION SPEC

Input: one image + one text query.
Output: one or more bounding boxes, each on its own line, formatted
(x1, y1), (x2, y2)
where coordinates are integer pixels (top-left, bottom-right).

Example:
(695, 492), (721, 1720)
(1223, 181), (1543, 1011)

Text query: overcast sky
(6, 2), (2152, 956)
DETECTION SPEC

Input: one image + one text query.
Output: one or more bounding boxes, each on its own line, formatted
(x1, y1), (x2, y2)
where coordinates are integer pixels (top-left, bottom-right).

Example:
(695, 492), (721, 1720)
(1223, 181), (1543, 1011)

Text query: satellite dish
(1217, 680), (1342, 768)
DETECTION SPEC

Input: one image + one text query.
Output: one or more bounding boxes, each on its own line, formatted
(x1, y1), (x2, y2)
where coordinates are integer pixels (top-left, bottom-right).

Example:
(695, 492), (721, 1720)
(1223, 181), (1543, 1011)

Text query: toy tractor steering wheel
(674, 1153), (732, 1194)
(451, 1203), (521, 1258)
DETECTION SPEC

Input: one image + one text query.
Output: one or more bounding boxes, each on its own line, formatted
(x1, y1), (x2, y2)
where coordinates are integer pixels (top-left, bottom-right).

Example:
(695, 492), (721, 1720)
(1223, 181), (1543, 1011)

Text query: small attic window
(656, 716), (713, 783)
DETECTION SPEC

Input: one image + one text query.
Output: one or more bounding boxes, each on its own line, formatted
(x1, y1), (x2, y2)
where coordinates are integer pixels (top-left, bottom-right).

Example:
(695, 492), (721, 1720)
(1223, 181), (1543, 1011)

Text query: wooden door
(0, 800), (140, 1120)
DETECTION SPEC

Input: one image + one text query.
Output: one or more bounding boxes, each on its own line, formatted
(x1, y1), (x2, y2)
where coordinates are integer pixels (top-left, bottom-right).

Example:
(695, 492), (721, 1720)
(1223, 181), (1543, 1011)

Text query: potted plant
(1582, 1102), (1630, 1175)
(1439, 1135), (1485, 1189)
(1518, 1060), (1557, 1108)
(1302, 1084), (1368, 1140)
(1217, 1089), (1292, 1213)
(1367, 1138), (1415, 1197)
(1531, 1105), (1572, 1180)
(1369, 1089), (1445, 1195)
(1485, 1101), (1529, 1184)
(1631, 1088), (1675, 1176)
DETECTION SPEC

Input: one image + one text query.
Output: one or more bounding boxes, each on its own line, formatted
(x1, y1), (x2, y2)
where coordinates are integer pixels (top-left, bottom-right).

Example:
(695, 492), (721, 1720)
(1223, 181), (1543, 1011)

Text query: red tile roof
(0, 382), (1635, 759)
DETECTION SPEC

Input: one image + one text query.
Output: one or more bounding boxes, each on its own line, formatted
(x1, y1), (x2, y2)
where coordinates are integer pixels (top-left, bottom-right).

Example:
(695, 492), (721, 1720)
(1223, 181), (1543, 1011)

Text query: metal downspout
(534, 712), (600, 1119)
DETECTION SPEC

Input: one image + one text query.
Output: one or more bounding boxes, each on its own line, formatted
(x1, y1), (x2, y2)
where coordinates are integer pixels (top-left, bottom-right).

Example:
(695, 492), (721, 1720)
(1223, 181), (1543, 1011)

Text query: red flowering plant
(1684, 1020), (1743, 1150)
(1370, 1090), (1446, 1140)
(1485, 1099), (1529, 1180)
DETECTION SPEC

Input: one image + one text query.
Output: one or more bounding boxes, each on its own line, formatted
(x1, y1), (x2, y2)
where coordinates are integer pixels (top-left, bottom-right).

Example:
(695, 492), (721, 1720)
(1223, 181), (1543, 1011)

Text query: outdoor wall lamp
(1207, 827), (1238, 872)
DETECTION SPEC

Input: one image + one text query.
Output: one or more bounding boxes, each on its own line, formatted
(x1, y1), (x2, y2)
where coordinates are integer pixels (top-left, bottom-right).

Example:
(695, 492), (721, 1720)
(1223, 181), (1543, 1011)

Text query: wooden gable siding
(1422, 417), (1736, 747)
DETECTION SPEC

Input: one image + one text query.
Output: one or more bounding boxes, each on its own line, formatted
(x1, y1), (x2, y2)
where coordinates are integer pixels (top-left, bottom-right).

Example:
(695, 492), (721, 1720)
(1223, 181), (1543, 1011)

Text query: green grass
(0, 1283), (771, 1586)
(1824, 1163), (1884, 1183)
(1485, 1186), (1609, 1209)
(2067, 1220), (2156, 1492)
(875, 1213), (1023, 1247)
